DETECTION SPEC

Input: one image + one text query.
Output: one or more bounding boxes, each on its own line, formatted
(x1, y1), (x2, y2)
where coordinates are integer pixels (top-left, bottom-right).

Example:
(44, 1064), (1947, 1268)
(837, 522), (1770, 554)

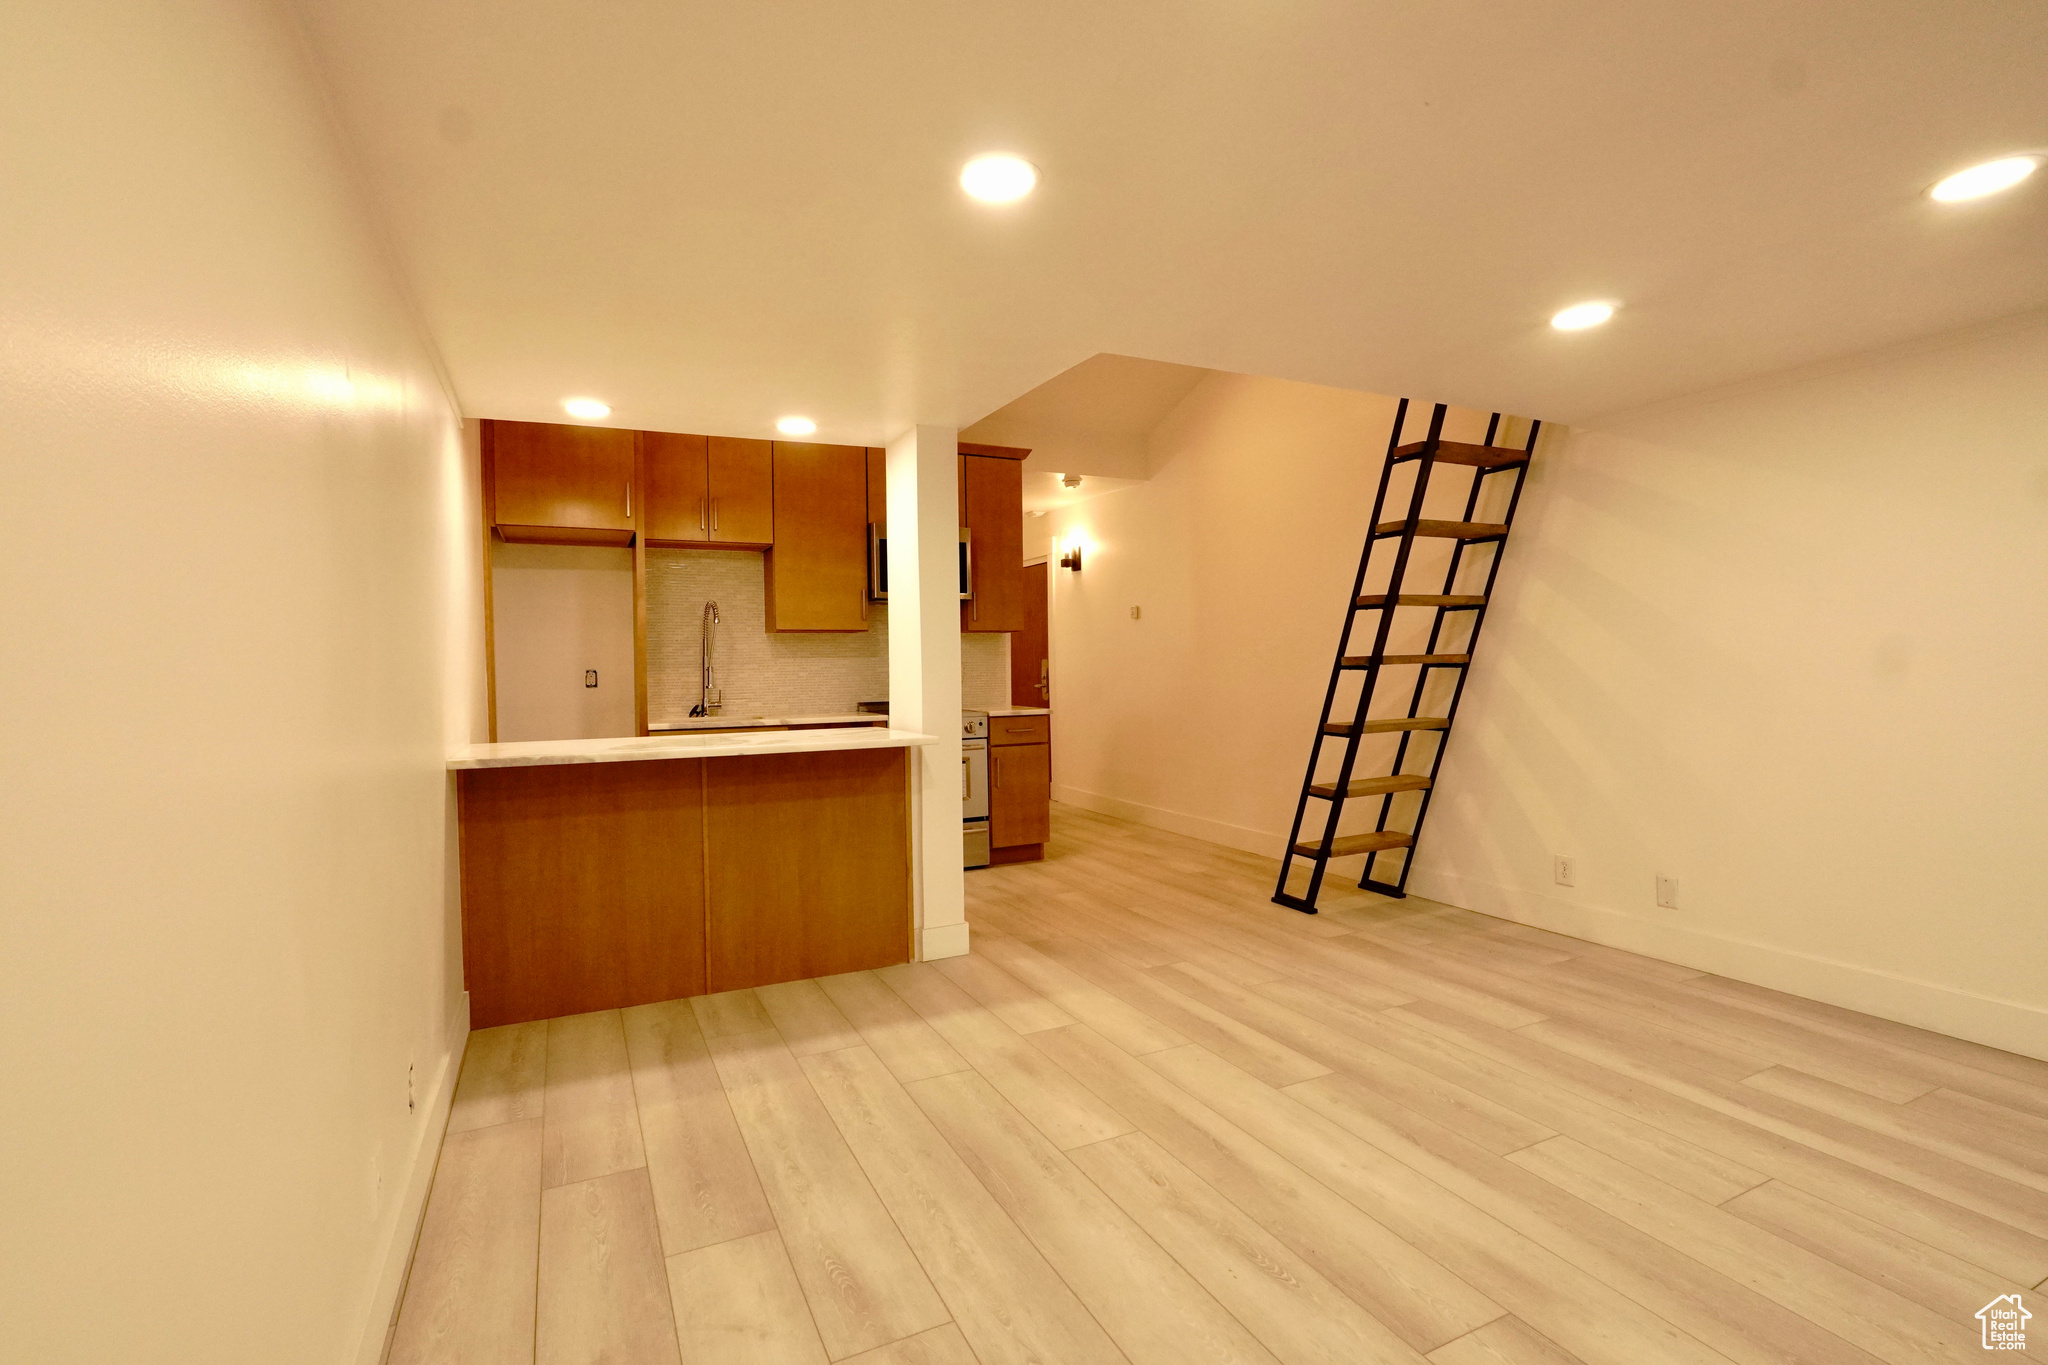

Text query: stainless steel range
(962, 711), (989, 869)
(859, 703), (991, 869)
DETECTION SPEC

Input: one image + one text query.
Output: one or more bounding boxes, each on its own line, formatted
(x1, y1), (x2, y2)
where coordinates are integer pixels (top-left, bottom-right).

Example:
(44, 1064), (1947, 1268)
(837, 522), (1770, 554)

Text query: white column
(886, 425), (968, 959)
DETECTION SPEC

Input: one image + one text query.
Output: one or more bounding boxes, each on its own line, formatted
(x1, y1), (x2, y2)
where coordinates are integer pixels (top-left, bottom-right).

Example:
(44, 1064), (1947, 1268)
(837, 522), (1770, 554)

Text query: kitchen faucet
(688, 600), (722, 716)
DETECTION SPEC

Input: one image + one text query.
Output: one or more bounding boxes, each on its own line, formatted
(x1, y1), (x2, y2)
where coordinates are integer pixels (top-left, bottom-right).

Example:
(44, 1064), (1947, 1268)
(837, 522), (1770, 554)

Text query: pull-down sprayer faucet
(688, 600), (721, 716)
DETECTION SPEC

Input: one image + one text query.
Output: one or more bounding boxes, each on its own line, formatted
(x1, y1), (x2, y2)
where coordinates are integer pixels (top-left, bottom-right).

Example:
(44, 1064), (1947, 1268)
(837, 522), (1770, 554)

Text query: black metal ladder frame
(1273, 401), (1539, 913)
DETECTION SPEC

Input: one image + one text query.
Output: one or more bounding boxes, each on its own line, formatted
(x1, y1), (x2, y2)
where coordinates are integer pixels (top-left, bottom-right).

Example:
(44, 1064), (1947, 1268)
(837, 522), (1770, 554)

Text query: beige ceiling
(963, 353), (1208, 513)
(293, 1), (2047, 440)
(964, 354), (1210, 477)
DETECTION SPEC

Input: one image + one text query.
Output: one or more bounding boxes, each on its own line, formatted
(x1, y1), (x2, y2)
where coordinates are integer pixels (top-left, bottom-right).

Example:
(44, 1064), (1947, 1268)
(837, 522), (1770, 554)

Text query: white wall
(0, 3), (479, 1362)
(1045, 371), (1493, 858)
(1418, 313), (2048, 1059)
(492, 543), (637, 740)
(1047, 323), (2048, 1060)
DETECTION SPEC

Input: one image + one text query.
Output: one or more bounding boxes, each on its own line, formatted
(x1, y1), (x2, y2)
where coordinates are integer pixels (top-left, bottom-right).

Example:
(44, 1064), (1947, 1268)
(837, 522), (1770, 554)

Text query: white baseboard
(921, 920), (971, 961)
(1052, 784), (2048, 1063)
(353, 989), (470, 1365)
(1053, 785), (1286, 860)
(1411, 868), (2048, 1064)
(1051, 786), (1375, 881)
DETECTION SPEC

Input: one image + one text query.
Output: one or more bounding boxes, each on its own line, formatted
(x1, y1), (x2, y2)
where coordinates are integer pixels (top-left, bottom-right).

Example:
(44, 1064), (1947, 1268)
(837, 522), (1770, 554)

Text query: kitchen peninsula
(451, 724), (937, 1027)
(460, 419), (1029, 1027)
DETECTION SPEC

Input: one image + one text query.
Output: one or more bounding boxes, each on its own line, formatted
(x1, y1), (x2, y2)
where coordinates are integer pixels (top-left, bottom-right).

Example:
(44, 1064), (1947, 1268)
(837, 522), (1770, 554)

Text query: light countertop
(985, 706), (1051, 717)
(648, 712), (880, 732)
(449, 726), (942, 771)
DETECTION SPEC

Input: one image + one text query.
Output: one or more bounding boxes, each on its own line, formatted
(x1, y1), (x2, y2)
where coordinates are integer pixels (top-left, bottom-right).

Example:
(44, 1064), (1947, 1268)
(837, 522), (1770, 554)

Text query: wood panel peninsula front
(450, 725), (940, 1027)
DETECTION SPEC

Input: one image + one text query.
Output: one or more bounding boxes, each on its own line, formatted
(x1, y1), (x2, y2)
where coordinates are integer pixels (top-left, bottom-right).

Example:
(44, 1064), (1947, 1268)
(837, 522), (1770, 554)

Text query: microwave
(868, 525), (972, 602)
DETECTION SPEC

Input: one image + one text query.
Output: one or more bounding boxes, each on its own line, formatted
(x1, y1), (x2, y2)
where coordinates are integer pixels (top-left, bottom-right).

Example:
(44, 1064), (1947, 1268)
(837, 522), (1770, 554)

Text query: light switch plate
(1656, 873), (1680, 909)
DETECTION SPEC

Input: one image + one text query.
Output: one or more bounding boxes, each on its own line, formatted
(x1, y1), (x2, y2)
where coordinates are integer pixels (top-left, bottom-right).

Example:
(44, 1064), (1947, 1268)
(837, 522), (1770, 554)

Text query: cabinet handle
(625, 483), (632, 518)
(699, 497), (707, 531)
(712, 498), (719, 531)
(994, 755), (1001, 789)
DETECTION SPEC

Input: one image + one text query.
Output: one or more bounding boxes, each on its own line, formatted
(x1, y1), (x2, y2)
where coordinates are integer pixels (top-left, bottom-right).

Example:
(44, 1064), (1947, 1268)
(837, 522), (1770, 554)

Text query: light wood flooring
(389, 804), (2048, 1365)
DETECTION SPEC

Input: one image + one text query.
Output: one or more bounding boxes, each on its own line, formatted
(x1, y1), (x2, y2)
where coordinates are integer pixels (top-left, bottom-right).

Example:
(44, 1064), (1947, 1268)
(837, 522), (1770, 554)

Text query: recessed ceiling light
(562, 397), (610, 420)
(1928, 155), (2040, 203)
(776, 416), (817, 436)
(960, 154), (1038, 204)
(1551, 301), (1616, 331)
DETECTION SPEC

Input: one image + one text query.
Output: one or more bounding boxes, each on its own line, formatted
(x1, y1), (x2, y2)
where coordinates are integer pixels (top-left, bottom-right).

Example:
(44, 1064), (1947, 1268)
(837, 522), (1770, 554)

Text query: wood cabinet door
(704, 748), (911, 989)
(457, 760), (707, 1027)
(989, 741), (1051, 846)
(488, 419), (637, 539)
(865, 446), (888, 536)
(708, 436), (774, 545)
(767, 442), (868, 630)
(962, 454), (1025, 632)
(865, 447), (889, 600)
(641, 430), (710, 544)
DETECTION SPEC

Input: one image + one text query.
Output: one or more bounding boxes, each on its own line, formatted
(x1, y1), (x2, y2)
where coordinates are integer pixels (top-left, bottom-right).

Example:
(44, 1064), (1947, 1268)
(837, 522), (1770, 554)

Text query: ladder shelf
(1273, 400), (1538, 913)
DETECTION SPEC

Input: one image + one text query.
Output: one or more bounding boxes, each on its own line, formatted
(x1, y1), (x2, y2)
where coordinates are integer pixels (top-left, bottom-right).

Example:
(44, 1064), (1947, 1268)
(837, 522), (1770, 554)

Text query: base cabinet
(989, 740), (1051, 848)
(457, 749), (912, 1027)
(705, 749), (911, 991)
(457, 760), (707, 1026)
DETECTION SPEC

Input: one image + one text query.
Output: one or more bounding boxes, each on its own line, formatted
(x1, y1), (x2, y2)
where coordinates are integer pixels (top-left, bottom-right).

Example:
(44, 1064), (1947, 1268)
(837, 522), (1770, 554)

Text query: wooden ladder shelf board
(1322, 718), (1451, 735)
(1393, 439), (1528, 468)
(1340, 653), (1471, 667)
(1354, 593), (1487, 608)
(1374, 518), (1510, 540)
(1292, 831), (1415, 858)
(1307, 774), (1432, 799)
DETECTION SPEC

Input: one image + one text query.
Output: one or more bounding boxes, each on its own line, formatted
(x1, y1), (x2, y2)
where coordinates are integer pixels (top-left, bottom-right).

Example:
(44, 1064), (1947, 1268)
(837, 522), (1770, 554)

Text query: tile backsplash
(646, 549), (1011, 724)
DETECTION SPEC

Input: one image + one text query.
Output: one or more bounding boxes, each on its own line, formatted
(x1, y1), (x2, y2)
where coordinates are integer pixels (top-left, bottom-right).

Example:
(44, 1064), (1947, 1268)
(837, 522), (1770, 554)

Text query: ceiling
(963, 353), (1209, 512)
(293, 1), (2048, 439)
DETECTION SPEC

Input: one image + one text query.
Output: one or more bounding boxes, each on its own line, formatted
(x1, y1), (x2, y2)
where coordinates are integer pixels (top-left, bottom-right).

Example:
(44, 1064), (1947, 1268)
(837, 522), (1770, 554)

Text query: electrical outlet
(1656, 873), (1680, 909)
(1130, 606), (1142, 619)
(1553, 855), (1575, 887)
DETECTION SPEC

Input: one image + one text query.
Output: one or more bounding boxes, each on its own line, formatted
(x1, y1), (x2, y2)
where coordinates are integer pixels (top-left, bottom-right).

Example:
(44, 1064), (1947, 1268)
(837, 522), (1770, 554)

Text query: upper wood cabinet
(961, 453), (1025, 632)
(643, 433), (773, 548)
(866, 447), (888, 535)
(710, 438), (775, 545)
(767, 442), (868, 631)
(486, 420), (637, 546)
(641, 431), (706, 543)
(865, 447), (889, 601)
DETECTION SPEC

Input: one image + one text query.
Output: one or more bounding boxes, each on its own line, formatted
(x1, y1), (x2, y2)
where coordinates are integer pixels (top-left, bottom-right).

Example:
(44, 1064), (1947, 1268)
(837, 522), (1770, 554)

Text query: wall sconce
(1058, 540), (1083, 571)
